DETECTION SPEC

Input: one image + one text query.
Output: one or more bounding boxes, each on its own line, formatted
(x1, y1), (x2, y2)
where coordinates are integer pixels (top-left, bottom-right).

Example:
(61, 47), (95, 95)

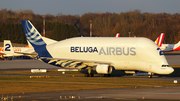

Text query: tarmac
(2, 86), (180, 101)
(0, 55), (180, 101)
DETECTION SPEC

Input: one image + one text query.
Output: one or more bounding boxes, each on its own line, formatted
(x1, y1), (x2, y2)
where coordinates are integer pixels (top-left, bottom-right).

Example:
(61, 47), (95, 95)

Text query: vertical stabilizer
(21, 20), (46, 48)
(115, 33), (120, 37)
(4, 40), (14, 56)
(173, 41), (180, 51)
(21, 20), (52, 58)
(155, 33), (165, 47)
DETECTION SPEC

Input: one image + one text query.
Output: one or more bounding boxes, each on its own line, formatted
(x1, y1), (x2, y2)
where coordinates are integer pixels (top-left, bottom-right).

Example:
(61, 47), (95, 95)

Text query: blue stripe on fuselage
(35, 45), (52, 58)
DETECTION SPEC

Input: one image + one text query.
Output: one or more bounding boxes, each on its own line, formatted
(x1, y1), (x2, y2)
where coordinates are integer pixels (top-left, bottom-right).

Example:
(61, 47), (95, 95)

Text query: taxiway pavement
(3, 86), (180, 100)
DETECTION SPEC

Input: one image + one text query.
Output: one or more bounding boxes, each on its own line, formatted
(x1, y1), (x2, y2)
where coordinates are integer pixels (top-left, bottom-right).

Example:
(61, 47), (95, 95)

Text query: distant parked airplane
(0, 36), (57, 60)
(154, 33), (180, 52)
(115, 33), (120, 37)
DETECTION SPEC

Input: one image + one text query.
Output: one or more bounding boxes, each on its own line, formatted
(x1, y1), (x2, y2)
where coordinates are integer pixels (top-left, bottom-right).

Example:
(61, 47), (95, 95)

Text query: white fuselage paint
(45, 37), (174, 75)
(160, 41), (180, 52)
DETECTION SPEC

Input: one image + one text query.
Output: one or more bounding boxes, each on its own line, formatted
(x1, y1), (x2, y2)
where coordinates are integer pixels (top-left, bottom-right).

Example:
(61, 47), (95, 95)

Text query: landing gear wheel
(101, 74), (111, 77)
(89, 73), (94, 77)
(85, 73), (89, 77)
(85, 73), (94, 77)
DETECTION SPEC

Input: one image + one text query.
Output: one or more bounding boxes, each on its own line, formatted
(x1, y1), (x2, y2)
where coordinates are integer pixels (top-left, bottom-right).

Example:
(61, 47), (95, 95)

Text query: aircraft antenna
(129, 32), (131, 37)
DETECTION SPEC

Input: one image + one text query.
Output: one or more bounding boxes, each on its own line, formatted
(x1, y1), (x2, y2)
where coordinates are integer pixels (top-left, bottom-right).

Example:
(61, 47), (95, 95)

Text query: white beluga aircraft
(21, 20), (174, 78)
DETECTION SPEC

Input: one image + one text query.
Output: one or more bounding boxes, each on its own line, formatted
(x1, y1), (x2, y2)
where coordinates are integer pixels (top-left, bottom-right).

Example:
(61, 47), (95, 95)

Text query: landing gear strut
(84, 67), (94, 77)
(148, 72), (152, 78)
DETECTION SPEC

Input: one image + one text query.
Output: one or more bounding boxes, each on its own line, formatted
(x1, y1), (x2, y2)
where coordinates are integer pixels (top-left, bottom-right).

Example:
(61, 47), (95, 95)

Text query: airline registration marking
(71, 47), (136, 56)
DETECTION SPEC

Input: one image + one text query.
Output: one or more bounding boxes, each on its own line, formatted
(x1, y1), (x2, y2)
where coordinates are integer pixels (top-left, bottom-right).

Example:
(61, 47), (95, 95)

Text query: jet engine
(96, 64), (112, 74)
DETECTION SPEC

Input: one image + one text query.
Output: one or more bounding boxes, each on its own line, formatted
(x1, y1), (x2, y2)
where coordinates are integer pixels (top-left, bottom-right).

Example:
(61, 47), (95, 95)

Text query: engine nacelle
(96, 64), (112, 74)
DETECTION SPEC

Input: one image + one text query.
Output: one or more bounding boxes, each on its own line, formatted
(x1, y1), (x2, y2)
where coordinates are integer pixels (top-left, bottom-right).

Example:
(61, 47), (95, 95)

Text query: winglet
(155, 33), (165, 47)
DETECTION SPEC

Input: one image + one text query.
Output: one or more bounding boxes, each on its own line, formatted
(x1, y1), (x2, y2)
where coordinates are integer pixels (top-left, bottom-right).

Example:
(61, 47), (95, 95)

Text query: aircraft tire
(101, 74), (111, 77)
(89, 73), (94, 77)
(85, 73), (89, 77)
(107, 74), (111, 77)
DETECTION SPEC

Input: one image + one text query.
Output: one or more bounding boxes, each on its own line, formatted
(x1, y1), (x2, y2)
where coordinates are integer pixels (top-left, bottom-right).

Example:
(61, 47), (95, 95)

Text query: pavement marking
(114, 98), (137, 100)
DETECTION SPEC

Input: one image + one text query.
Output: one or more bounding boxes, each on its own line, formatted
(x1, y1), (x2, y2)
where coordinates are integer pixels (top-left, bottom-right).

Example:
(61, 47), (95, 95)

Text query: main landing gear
(148, 72), (152, 78)
(101, 74), (111, 77)
(84, 73), (94, 77)
(84, 67), (111, 77)
(84, 67), (94, 77)
(84, 73), (111, 77)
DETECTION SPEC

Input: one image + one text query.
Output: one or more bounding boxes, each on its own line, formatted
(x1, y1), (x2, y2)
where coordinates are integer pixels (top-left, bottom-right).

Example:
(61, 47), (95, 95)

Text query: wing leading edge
(40, 57), (112, 70)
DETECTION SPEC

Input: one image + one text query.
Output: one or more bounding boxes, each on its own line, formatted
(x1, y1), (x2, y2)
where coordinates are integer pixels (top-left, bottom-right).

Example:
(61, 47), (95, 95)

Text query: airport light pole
(90, 20), (92, 37)
(43, 14), (45, 37)
(129, 32), (131, 37)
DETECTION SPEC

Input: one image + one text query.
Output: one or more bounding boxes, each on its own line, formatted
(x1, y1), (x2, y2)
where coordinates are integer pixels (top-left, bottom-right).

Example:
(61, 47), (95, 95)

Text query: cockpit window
(162, 65), (170, 67)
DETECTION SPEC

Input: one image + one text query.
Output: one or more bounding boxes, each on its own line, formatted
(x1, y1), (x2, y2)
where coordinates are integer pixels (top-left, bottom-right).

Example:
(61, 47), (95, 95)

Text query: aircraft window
(162, 65), (166, 67)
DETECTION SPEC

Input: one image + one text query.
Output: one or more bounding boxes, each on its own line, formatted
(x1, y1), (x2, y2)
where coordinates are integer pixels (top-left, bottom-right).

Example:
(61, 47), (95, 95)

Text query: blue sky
(0, 0), (180, 15)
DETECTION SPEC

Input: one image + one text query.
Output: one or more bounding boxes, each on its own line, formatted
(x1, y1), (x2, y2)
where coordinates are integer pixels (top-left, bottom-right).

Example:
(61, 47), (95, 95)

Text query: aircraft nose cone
(168, 67), (174, 74)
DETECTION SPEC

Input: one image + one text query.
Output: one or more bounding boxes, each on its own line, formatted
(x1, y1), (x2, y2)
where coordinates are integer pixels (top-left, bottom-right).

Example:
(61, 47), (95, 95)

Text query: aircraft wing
(14, 52), (38, 58)
(15, 52), (37, 55)
(0, 52), (5, 55)
(40, 57), (112, 70)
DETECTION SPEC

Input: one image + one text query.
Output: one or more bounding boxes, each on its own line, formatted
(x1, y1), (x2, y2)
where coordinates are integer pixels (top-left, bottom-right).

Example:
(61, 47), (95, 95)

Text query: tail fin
(115, 33), (120, 37)
(155, 33), (165, 47)
(21, 20), (46, 48)
(21, 20), (52, 58)
(4, 40), (14, 56)
(173, 41), (180, 51)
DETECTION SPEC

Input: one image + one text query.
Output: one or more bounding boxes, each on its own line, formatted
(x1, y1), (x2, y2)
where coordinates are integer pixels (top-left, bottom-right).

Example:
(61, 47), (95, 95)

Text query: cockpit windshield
(162, 65), (170, 67)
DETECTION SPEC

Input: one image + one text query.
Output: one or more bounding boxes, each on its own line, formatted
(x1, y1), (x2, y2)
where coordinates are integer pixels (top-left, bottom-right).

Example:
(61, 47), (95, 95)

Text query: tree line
(0, 8), (180, 44)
